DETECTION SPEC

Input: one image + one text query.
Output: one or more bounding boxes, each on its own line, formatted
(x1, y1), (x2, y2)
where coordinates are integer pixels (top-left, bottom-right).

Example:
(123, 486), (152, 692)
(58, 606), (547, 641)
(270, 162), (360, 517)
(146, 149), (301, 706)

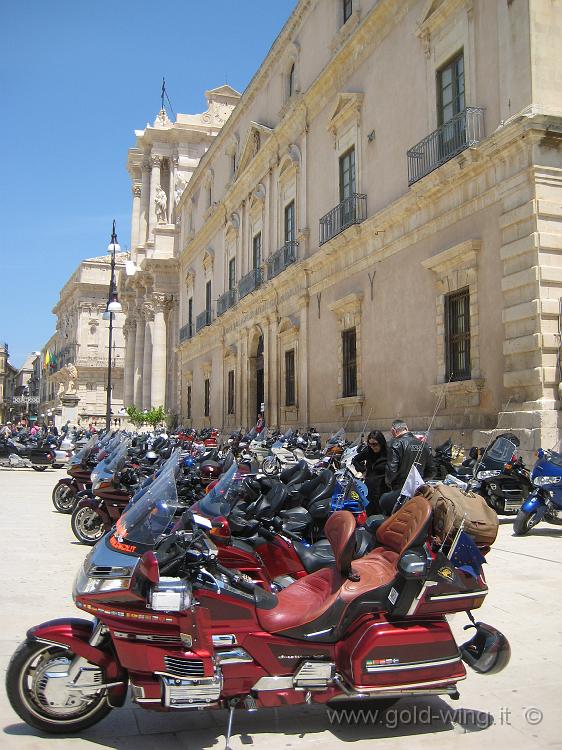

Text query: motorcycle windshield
(91, 439), (128, 485)
(70, 436), (97, 465)
(326, 428), (345, 446)
(254, 428), (268, 443)
(115, 449), (180, 545)
(197, 462), (241, 518)
(485, 438), (517, 464)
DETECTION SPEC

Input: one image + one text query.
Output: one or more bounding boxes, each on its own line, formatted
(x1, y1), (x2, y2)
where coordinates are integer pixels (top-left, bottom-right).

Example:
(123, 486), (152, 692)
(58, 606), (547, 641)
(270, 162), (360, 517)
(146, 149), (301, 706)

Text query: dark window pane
(285, 349), (295, 406)
(284, 201), (295, 243)
(205, 281), (212, 313)
(438, 51), (464, 125)
(445, 288), (471, 381)
(339, 147), (356, 201)
(204, 379), (210, 417)
(227, 370), (235, 415)
(253, 233), (261, 270)
(343, 0), (353, 24)
(187, 385), (192, 420)
(342, 328), (357, 397)
(228, 258), (236, 291)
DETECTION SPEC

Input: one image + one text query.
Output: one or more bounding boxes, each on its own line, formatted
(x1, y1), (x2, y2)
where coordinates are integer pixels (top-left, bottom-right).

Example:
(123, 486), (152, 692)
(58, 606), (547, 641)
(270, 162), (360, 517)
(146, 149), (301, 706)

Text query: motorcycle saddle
(257, 498), (432, 641)
(280, 460), (312, 486)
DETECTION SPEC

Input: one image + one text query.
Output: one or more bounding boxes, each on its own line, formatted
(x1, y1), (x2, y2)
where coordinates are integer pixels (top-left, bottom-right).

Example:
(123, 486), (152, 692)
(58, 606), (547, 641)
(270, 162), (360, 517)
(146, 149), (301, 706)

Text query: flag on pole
(44, 351), (50, 370)
(400, 464), (425, 498)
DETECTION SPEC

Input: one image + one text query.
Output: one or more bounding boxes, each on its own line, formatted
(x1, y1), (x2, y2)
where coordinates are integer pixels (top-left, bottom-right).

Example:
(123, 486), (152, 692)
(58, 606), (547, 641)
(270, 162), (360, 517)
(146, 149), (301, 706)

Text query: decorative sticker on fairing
(388, 587), (399, 605)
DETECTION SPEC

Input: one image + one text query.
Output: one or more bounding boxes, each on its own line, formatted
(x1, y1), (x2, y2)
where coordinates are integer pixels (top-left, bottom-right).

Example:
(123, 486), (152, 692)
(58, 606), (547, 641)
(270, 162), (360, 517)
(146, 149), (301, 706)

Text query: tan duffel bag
(417, 483), (499, 546)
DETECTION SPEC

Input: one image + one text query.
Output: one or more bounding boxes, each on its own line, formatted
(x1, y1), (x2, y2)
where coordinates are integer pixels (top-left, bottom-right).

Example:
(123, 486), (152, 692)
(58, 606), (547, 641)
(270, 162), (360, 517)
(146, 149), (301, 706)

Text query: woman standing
(352, 430), (388, 514)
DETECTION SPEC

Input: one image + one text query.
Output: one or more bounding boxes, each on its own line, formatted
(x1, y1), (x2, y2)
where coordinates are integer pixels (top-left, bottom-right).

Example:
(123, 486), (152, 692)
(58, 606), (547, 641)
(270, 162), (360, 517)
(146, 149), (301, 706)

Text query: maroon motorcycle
(52, 437), (98, 514)
(6, 456), (509, 739)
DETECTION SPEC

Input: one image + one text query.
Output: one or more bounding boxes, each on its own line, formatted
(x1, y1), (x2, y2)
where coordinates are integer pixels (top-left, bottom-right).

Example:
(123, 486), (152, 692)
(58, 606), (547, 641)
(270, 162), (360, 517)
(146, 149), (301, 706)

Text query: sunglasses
(368, 441), (379, 447)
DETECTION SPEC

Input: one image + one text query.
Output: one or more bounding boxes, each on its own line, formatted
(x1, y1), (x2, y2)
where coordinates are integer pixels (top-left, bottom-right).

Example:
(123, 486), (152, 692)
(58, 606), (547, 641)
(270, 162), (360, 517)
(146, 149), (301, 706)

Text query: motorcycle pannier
(418, 483), (499, 546)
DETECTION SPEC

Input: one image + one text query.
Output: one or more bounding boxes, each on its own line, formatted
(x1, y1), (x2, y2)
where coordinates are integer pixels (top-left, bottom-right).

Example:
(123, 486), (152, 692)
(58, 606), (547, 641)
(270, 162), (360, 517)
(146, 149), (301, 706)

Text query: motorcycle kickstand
(225, 697), (239, 750)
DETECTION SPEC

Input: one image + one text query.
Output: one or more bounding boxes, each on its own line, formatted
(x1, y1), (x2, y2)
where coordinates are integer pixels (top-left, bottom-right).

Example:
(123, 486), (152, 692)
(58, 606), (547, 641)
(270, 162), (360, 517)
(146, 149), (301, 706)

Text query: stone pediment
(237, 122), (273, 175)
(416, 0), (469, 40)
(327, 93), (364, 137)
(205, 84), (242, 102)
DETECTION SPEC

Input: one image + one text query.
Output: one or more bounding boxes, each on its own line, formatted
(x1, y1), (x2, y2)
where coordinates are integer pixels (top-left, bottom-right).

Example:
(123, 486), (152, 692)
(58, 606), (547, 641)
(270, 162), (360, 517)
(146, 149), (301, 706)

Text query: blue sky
(0, 0), (297, 368)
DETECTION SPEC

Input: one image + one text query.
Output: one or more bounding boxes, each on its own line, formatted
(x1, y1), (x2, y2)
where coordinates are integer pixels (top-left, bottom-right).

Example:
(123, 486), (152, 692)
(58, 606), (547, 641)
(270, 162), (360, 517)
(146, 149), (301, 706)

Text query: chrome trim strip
(427, 589), (488, 602)
(364, 656), (461, 673)
(33, 638), (70, 650)
(252, 675), (293, 691)
(216, 648), (253, 665)
(335, 674), (466, 695)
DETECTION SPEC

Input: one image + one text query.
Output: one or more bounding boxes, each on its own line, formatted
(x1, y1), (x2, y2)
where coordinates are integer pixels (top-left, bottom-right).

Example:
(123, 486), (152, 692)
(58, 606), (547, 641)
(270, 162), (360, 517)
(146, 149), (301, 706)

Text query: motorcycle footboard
(338, 619), (466, 690)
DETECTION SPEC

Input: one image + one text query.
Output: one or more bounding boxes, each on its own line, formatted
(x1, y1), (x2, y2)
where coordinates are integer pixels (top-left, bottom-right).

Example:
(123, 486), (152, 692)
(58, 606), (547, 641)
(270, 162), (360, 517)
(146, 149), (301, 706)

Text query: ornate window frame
(327, 93), (364, 206)
(329, 293), (364, 415)
(278, 317), (300, 422)
(422, 239), (484, 406)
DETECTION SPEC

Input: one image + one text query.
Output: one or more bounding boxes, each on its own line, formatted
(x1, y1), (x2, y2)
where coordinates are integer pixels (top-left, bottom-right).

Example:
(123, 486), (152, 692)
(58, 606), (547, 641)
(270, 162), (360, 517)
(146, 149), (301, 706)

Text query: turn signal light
(210, 516), (231, 542)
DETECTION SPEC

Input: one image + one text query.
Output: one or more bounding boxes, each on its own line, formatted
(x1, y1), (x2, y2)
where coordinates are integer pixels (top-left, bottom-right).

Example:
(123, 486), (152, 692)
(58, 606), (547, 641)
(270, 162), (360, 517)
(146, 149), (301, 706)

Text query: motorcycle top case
(419, 483), (499, 546)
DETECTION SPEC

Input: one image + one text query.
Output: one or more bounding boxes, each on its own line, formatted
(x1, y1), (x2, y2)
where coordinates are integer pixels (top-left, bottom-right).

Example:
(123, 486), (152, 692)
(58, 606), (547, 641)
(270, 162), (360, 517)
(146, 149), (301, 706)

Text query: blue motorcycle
(513, 445), (562, 535)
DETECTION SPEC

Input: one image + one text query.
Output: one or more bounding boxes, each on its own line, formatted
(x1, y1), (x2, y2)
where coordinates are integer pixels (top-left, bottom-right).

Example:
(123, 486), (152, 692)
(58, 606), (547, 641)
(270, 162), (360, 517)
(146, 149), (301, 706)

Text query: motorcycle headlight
(73, 561), (132, 595)
(477, 470), (501, 480)
(532, 476), (562, 487)
(149, 579), (192, 612)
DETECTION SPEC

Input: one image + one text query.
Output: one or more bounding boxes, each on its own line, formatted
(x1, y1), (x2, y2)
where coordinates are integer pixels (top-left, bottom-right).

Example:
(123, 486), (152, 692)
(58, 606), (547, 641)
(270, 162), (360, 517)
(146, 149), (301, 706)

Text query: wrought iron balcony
(407, 107), (485, 186)
(179, 322), (193, 343)
(217, 289), (237, 316)
(195, 310), (213, 333)
(267, 240), (298, 280)
(319, 193), (367, 245)
(238, 268), (263, 300)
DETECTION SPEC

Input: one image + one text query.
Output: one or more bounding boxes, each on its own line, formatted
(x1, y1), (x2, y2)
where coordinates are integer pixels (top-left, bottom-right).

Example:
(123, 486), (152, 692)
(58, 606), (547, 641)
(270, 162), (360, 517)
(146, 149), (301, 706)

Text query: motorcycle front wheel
(52, 483), (77, 514)
(6, 640), (112, 734)
(71, 507), (105, 545)
(261, 455), (279, 476)
(513, 508), (540, 536)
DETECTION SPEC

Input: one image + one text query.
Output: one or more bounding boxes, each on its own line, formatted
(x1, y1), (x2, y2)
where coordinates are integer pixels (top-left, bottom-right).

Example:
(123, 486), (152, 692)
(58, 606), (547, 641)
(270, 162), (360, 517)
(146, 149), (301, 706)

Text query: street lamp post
(103, 221), (122, 431)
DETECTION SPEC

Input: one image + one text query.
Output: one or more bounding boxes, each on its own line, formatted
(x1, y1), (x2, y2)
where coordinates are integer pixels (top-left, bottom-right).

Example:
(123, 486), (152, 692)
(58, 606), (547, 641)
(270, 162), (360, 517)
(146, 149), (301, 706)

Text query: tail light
(209, 516), (231, 543)
(356, 511), (367, 526)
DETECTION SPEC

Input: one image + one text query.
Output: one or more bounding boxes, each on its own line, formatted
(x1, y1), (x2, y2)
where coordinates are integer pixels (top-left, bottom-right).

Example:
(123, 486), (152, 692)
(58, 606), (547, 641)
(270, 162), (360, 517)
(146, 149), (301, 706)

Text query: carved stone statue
(174, 173), (188, 205)
(155, 185), (168, 223)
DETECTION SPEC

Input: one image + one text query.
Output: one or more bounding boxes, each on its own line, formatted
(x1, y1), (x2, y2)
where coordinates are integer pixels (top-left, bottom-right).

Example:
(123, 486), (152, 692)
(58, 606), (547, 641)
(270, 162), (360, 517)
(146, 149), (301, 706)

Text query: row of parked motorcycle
(7, 426), (511, 737)
(51, 425), (562, 539)
(0, 428), (85, 471)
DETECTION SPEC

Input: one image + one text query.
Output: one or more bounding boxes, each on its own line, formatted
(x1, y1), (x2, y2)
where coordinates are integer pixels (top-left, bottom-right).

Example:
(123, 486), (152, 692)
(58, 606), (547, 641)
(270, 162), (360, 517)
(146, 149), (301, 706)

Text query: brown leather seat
(257, 511), (396, 636)
(372, 495), (432, 555)
(257, 500), (433, 638)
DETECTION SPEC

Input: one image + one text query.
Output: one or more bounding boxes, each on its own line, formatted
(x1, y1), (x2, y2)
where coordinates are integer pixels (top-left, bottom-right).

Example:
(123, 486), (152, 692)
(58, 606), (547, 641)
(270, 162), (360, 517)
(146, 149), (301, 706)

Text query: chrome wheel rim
(74, 508), (104, 542)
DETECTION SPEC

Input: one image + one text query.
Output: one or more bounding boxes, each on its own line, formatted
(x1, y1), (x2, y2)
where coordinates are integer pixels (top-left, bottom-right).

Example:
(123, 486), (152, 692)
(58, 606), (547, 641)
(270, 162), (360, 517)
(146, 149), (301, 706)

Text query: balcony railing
(267, 240), (298, 280)
(179, 322), (193, 343)
(217, 289), (237, 316)
(195, 310), (213, 333)
(319, 193), (367, 245)
(238, 268), (263, 300)
(407, 107), (485, 186)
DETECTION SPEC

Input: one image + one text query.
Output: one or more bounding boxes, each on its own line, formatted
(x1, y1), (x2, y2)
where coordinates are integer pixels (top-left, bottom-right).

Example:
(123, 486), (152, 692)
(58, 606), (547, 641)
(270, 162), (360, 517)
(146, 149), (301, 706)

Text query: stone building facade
(39, 255), (127, 427)
(0, 343), (17, 423)
(119, 87), (241, 417)
(160, 0), (562, 455)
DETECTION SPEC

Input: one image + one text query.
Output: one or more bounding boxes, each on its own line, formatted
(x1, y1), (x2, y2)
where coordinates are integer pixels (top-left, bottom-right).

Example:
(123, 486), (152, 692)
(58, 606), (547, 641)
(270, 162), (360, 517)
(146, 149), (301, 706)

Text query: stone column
(123, 320), (136, 407)
(298, 295), (309, 428)
(151, 294), (168, 408)
(133, 311), (145, 406)
(142, 304), (154, 410)
(148, 155), (162, 239)
(239, 328), (248, 429)
(268, 315), (279, 429)
(140, 156), (151, 245)
(130, 183), (142, 251)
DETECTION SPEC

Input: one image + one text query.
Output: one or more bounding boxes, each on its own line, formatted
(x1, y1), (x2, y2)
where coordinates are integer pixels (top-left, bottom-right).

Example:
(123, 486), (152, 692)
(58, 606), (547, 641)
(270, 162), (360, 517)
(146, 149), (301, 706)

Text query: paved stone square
(0, 467), (561, 749)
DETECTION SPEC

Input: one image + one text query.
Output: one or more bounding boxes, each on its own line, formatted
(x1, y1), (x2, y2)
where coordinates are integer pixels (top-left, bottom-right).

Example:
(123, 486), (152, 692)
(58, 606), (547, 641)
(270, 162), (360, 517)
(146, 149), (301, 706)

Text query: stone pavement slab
(1, 468), (561, 750)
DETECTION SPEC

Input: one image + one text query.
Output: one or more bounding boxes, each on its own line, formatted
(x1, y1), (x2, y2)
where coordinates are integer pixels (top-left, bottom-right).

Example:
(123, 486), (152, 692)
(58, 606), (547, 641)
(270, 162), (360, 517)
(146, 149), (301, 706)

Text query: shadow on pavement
(3, 697), (495, 747)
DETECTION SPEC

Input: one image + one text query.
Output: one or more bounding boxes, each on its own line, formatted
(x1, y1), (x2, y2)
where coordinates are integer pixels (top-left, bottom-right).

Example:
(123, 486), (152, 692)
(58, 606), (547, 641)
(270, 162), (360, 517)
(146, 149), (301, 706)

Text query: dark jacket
(352, 445), (387, 502)
(385, 432), (435, 491)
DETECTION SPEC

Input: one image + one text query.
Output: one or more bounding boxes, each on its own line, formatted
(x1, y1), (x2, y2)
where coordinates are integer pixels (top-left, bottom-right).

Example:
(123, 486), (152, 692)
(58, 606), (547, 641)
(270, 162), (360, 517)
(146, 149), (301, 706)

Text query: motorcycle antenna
(360, 407), (373, 443)
(402, 373), (453, 495)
